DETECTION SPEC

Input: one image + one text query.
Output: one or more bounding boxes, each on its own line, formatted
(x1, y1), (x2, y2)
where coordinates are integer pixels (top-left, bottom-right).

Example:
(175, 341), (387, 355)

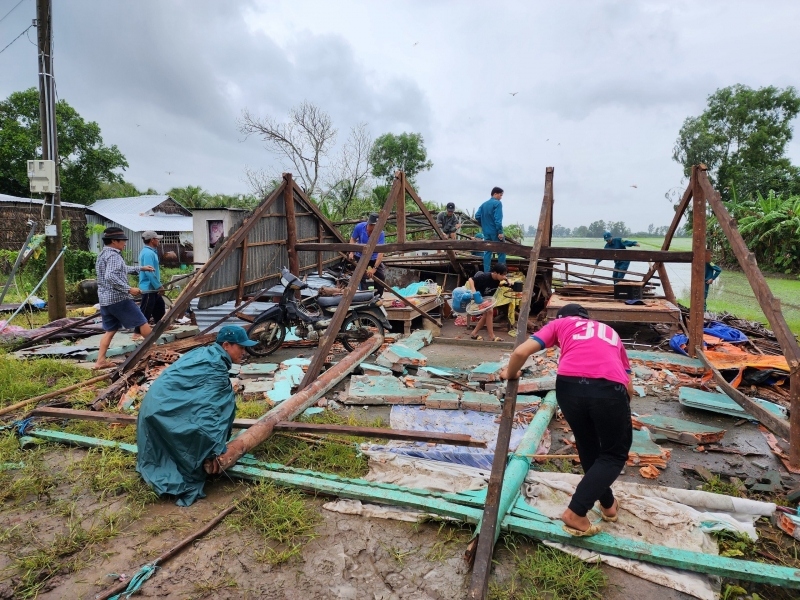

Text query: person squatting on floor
(500, 303), (634, 536)
(94, 227), (155, 369)
(136, 325), (257, 506)
(466, 262), (508, 341)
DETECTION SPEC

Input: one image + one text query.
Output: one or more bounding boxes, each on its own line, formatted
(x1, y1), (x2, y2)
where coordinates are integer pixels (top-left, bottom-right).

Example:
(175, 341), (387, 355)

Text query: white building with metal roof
(87, 195), (194, 265)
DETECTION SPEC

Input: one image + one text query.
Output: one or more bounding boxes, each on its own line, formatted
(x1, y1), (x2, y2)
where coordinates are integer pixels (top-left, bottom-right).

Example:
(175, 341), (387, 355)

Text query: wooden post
(700, 171), (800, 467)
(688, 166), (706, 358)
(657, 263), (676, 305)
(468, 167), (553, 599)
(317, 220), (324, 276)
(235, 237), (248, 306)
(283, 173), (300, 278)
(541, 173), (555, 292)
(296, 175), (402, 392)
(396, 173), (407, 244)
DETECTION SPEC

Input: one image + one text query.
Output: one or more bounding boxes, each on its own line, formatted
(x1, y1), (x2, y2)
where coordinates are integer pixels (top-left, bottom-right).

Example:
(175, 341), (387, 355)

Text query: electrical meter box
(27, 159), (57, 193)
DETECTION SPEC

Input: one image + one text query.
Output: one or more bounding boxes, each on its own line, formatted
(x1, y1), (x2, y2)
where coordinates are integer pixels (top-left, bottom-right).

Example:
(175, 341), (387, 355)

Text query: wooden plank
(297, 241), (694, 263)
(28, 407), (486, 447)
(283, 173), (301, 284)
(695, 349), (791, 439)
(468, 166), (554, 599)
(235, 237), (248, 305)
(700, 170), (800, 465)
(688, 166), (707, 357)
(657, 263), (676, 305)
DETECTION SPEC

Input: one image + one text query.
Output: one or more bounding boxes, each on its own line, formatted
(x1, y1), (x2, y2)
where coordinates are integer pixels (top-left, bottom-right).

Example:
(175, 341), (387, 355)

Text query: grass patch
(425, 521), (472, 562)
(49, 417), (138, 445)
(69, 447), (157, 507)
(0, 432), (60, 505)
(712, 530), (757, 559)
(0, 354), (96, 408)
(230, 481), (320, 565)
(534, 458), (577, 474)
(489, 543), (607, 600)
(236, 398), (269, 419)
(700, 476), (747, 498)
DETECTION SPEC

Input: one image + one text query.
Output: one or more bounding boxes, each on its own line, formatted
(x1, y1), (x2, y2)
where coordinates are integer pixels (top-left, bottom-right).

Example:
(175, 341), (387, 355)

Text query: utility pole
(36, 0), (66, 319)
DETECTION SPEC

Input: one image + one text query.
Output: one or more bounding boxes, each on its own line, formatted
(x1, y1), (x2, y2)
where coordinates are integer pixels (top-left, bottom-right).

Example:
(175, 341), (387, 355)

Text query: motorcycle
(246, 267), (391, 357)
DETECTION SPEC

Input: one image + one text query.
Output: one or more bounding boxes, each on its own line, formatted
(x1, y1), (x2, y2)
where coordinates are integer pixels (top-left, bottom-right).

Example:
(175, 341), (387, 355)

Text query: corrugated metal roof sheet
(0, 193), (86, 209)
(88, 195), (192, 233)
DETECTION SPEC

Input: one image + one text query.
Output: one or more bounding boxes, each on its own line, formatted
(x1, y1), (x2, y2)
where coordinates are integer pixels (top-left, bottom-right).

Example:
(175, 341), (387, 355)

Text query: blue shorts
(100, 299), (148, 332)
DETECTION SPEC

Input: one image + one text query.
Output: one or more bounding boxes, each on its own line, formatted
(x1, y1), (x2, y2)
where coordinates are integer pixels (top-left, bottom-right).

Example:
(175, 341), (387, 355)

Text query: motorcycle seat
(317, 291), (375, 308)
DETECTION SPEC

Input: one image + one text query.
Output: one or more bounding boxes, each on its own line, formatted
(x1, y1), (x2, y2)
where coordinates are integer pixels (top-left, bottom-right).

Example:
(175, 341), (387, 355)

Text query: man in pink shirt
(501, 303), (633, 537)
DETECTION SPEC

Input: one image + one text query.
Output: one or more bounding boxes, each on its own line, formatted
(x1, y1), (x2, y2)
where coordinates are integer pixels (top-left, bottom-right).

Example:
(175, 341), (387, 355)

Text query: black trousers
(358, 260), (386, 295)
(139, 292), (166, 325)
(556, 376), (632, 517)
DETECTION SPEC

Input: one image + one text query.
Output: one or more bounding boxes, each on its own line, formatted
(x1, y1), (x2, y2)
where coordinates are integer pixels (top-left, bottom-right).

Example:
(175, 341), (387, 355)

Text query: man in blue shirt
(475, 186), (505, 272)
(704, 249), (722, 311)
(138, 231), (166, 326)
(596, 231), (640, 282)
(348, 213), (386, 295)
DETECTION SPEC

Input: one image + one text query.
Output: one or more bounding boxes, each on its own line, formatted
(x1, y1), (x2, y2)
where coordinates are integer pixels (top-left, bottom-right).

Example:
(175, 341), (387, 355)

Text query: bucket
(512, 281), (523, 292)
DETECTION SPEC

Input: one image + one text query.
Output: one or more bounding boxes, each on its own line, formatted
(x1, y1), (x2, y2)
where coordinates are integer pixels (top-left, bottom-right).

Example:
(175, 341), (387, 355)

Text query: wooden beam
(283, 173), (301, 283)
(468, 166), (554, 599)
(642, 182), (693, 284)
(657, 263), (676, 305)
(688, 166), (707, 358)
(297, 174), (402, 392)
(29, 407), (486, 447)
(403, 177), (468, 279)
(700, 169), (800, 466)
(0, 373), (113, 417)
(696, 349), (790, 440)
(296, 241), (694, 263)
(235, 236), (248, 305)
(396, 174), (406, 243)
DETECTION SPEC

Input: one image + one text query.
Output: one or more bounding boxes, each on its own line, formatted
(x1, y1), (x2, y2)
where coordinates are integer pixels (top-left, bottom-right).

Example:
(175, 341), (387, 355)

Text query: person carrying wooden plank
(500, 303), (634, 537)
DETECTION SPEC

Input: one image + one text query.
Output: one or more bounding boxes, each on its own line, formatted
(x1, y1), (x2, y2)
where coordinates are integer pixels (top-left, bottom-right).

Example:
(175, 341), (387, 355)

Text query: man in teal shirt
(597, 231), (640, 282)
(475, 186), (505, 272)
(704, 249), (722, 311)
(138, 231), (166, 326)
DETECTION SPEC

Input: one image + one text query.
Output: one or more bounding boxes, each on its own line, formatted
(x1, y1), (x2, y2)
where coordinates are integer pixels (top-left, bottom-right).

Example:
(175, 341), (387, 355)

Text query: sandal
(597, 500), (619, 523)
(492, 336), (503, 342)
(470, 334), (483, 341)
(562, 523), (602, 537)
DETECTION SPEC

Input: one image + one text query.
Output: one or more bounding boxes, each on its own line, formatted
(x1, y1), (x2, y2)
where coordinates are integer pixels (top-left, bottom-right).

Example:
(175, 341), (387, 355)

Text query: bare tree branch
(239, 101), (337, 198)
(322, 123), (373, 218)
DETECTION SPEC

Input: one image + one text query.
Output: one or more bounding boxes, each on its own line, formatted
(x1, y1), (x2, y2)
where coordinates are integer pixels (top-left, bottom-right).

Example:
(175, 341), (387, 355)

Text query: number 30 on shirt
(571, 320), (619, 345)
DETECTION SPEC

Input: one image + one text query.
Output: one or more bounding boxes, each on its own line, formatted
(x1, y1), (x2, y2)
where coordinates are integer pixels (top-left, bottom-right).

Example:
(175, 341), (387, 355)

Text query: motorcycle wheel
(246, 318), (287, 356)
(340, 312), (385, 352)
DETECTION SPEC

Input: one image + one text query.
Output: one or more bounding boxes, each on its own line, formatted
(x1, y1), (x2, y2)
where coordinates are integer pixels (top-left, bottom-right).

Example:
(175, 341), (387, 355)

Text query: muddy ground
(1, 319), (796, 599)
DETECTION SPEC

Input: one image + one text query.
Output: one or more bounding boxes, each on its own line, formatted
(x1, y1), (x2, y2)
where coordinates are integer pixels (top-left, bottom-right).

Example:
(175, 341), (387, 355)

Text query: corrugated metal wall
(196, 188), (342, 309)
(87, 214), (145, 263)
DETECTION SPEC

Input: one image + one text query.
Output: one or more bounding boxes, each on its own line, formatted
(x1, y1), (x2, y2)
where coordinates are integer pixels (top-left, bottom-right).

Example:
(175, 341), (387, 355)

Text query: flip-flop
(492, 336), (503, 342)
(562, 523), (602, 537)
(597, 500), (619, 522)
(470, 334), (483, 340)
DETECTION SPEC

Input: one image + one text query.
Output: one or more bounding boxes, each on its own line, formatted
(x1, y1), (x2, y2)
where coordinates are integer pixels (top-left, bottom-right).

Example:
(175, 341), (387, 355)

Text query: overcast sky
(2, 0), (799, 231)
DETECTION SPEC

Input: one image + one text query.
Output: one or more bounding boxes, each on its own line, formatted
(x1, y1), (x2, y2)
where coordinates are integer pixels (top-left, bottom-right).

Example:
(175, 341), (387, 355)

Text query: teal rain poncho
(136, 343), (236, 506)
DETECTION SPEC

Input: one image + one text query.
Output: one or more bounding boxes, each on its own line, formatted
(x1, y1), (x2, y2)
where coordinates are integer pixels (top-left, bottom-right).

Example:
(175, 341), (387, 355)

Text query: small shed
(0, 194), (88, 250)
(191, 207), (249, 265)
(87, 195), (194, 266)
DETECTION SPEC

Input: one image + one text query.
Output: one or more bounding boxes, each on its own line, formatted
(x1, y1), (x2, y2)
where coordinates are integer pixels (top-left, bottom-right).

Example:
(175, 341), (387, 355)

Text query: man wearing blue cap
(596, 231), (639, 282)
(136, 325), (257, 506)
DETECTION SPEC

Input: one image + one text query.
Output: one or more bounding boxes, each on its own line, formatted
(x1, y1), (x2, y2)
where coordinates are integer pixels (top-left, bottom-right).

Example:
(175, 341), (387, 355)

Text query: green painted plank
(635, 414), (725, 436)
(26, 427), (800, 588)
(627, 350), (704, 374)
(678, 387), (788, 421)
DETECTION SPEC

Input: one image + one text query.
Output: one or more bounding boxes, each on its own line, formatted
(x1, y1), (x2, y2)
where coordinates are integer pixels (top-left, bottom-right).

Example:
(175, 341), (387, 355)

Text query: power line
(0, 0), (28, 24)
(0, 23), (32, 55)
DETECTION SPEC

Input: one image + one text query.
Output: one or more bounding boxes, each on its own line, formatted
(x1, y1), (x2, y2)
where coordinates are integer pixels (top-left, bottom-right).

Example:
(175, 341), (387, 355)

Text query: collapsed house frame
(17, 165), (796, 598)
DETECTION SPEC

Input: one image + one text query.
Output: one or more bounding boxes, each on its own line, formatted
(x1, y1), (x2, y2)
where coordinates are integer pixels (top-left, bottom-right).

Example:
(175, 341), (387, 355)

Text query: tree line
(524, 221), (684, 239)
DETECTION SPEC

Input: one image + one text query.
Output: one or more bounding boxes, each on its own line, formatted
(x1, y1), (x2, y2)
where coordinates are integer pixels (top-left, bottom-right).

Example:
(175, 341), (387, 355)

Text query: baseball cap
(102, 227), (128, 241)
(446, 202), (455, 211)
(216, 325), (258, 347)
(603, 231), (612, 239)
(142, 230), (163, 241)
(367, 213), (379, 226)
(556, 303), (589, 319)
